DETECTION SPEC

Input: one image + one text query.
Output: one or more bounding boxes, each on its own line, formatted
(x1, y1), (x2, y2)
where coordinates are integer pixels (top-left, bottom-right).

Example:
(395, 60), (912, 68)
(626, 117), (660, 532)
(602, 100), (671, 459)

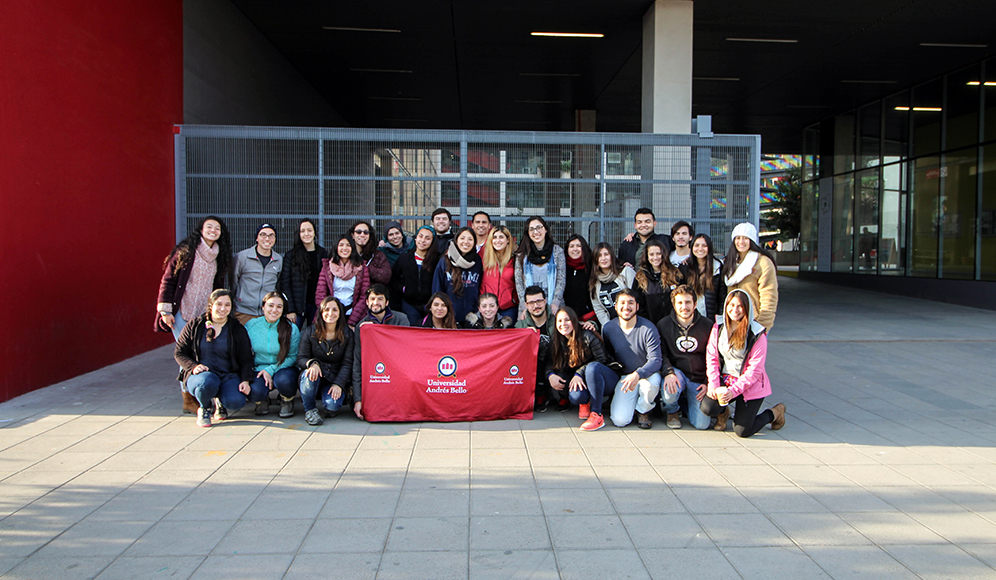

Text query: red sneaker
(578, 403), (591, 420)
(579, 412), (604, 431)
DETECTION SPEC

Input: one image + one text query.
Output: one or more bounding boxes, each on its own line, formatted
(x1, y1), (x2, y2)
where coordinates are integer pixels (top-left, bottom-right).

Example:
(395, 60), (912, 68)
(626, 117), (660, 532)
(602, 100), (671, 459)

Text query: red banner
(360, 326), (538, 422)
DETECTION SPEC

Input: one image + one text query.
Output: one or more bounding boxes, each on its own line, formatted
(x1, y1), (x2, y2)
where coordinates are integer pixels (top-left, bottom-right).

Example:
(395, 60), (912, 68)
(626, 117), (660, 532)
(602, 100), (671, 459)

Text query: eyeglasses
(528, 225), (545, 233)
(353, 229), (370, 235)
(258, 232), (276, 239)
(526, 299), (546, 306)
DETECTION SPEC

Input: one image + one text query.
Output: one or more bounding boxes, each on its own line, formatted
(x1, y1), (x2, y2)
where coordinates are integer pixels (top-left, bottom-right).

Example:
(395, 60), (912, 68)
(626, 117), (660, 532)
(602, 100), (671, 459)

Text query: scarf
(179, 239), (219, 321)
(329, 258), (360, 281)
(447, 241), (476, 269)
(527, 239), (554, 265)
(596, 269), (618, 284)
(566, 254), (586, 271)
(724, 250), (758, 286)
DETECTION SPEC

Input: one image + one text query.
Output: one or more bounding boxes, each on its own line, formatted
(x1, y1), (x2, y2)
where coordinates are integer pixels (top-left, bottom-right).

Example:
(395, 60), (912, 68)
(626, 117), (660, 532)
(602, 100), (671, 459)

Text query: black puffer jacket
(296, 325), (354, 388)
(391, 249), (435, 317)
(281, 244), (328, 319)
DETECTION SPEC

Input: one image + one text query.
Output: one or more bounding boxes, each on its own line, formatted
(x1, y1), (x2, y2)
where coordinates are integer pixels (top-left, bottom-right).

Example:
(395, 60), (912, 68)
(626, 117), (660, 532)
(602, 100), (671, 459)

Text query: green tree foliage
(763, 166), (801, 240)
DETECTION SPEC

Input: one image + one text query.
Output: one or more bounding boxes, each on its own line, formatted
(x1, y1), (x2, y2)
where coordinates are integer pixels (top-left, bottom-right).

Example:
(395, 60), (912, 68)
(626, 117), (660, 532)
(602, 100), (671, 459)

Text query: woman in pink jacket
(700, 289), (786, 436)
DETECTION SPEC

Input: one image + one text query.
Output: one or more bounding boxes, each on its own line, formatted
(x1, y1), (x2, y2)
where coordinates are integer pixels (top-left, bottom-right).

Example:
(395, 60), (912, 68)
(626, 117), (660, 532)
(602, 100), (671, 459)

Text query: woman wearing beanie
(379, 220), (413, 267)
(721, 222), (778, 330)
(432, 227), (484, 322)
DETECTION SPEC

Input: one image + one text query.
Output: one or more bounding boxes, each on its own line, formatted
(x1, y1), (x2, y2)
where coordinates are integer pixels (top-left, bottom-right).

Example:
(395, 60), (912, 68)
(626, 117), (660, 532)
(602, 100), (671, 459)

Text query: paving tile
(777, 464), (857, 487)
(283, 553), (379, 580)
(803, 486), (898, 513)
(470, 432), (526, 449)
(714, 464), (794, 487)
(737, 486), (829, 513)
(655, 465), (726, 486)
(125, 520), (236, 556)
(605, 487), (686, 515)
(266, 467), (340, 492)
(220, 450), (293, 471)
(724, 546), (831, 579)
(583, 447), (650, 466)
(86, 490), (190, 522)
(334, 468), (407, 490)
(526, 448), (590, 468)
(403, 468), (470, 489)
(884, 544), (996, 580)
(539, 488), (614, 516)
(395, 489), (469, 517)
(417, 431), (470, 449)
(93, 555), (203, 580)
(470, 488), (542, 517)
(906, 511), (996, 544)
(532, 466), (601, 488)
(0, 559), (22, 577)
(385, 517), (469, 552)
(640, 547), (741, 580)
(213, 518), (312, 555)
(163, 491), (259, 521)
(591, 465), (665, 487)
(0, 517), (72, 558)
(469, 516), (550, 551)
(671, 485), (759, 514)
(36, 520), (155, 557)
(546, 515), (632, 550)
(804, 545), (919, 580)
(469, 549), (559, 580)
(321, 489), (400, 518)
(410, 448), (470, 468)
(189, 554), (293, 579)
(767, 512), (871, 546)
(378, 550), (468, 580)
(696, 514), (793, 547)
(2, 556), (115, 580)
(470, 449), (531, 468)
(641, 447), (710, 466)
(621, 514), (712, 549)
(556, 549), (650, 580)
(299, 518), (392, 553)
(471, 468), (535, 489)
(346, 449), (413, 469)
(242, 490), (329, 520)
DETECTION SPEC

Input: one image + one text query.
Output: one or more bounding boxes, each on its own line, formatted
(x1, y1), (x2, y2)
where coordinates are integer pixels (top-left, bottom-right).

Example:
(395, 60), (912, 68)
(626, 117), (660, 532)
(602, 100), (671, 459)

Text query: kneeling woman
(546, 307), (618, 431)
(245, 292), (302, 418)
(700, 289), (785, 437)
(298, 296), (354, 426)
(174, 289), (255, 428)
(422, 292), (459, 329)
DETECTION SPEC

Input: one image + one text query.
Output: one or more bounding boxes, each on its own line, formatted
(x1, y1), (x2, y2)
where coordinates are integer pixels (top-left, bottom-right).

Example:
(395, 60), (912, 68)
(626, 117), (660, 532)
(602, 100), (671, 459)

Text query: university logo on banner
(360, 326), (539, 422)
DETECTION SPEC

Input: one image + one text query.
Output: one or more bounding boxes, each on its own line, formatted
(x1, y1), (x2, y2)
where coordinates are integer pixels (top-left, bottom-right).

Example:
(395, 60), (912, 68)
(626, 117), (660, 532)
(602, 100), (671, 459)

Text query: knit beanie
(730, 222), (758, 244)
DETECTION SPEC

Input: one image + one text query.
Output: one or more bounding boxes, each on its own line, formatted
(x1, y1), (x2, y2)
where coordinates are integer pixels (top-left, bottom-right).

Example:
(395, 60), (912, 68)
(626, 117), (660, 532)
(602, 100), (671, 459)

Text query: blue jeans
(170, 310), (187, 341)
(249, 367), (299, 403)
(186, 371), (245, 412)
(299, 373), (346, 413)
(499, 306), (518, 321)
(566, 362), (618, 415)
(609, 372), (662, 427)
(666, 368), (711, 430)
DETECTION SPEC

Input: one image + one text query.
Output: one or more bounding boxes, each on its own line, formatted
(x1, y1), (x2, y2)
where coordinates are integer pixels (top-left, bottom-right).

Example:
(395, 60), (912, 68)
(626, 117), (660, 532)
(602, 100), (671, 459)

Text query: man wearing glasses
(515, 285), (556, 411)
(233, 223), (284, 324)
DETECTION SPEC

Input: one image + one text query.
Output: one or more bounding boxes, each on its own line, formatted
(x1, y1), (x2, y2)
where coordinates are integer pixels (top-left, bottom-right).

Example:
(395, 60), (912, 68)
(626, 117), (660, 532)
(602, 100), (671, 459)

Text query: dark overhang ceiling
(230, 0), (996, 152)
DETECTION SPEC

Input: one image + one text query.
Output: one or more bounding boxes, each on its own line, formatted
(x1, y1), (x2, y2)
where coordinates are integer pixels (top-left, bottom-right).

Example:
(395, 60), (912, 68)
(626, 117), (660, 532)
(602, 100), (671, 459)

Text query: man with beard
(351, 284), (410, 420)
(656, 284), (714, 430)
(603, 288), (663, 429)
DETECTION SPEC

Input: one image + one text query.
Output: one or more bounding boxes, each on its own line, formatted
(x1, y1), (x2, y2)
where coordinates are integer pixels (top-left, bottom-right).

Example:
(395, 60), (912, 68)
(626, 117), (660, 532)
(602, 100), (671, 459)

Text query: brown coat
(726, 254), (778, 330)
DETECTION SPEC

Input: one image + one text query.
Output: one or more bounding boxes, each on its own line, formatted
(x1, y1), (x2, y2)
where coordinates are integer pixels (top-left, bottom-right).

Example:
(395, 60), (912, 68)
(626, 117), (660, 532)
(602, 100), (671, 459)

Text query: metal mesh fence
(175, 126), (760, 254)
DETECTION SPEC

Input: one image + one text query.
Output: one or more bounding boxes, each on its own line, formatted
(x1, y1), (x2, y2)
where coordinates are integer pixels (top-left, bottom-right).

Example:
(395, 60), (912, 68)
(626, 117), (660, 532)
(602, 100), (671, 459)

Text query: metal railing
(174, 126), (760, 253)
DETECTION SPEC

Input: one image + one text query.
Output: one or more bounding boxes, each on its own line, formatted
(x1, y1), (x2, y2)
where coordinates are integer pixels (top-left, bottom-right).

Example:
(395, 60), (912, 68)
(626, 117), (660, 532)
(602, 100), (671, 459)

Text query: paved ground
(2, 276), (996, 580)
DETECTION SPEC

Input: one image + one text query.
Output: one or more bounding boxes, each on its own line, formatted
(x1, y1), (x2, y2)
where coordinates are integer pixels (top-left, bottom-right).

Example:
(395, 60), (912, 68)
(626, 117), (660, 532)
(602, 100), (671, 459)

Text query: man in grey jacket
(233, 223), (283, 324)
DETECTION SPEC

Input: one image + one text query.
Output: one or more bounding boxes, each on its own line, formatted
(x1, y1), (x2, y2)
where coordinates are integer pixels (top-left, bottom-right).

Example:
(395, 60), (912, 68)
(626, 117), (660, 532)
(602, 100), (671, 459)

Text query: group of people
(157, 207), (784, 436)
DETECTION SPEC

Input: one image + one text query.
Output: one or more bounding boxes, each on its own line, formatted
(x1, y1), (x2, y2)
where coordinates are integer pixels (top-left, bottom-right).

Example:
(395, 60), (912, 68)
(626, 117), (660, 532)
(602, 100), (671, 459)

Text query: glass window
(855, 168), (880, 273)
(911, 80), (943, 158)
(940, 147), (978, 280)
(985, 59), (996, 143)
(883, 91), (909, 163)
(832, 174), (854, 273)
(945, 65), (981, 151)
(834, 113), (855, 174)
(909, 157), (941, 277)
(803, 124), (820, 181)
(857, 102), (881, 168)
(880, 162), (906, 275)
(982, 144), (996, 281)
(800, 181), (817, 272)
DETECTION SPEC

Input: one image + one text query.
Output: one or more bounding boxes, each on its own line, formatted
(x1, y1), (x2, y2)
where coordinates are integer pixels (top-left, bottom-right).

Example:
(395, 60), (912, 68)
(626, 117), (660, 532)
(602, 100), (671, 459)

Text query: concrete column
(642, 0), (693, 134)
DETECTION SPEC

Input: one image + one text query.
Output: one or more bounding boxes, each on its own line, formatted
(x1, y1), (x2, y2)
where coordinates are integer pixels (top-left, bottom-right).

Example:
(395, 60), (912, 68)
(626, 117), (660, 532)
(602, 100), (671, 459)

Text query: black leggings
(701, 395), (774, 438)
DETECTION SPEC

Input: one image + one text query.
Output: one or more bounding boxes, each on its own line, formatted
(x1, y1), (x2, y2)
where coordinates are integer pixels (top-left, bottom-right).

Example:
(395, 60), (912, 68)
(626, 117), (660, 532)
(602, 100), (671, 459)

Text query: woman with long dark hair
(464, 292), (514, 329)
(589, 242), (635, 328)
(280, 218), (327, 328)
(174, 289), (255, 428)
(157, 216), (233, 414)
(422, 292), (458, 329)
(700, 290), (785, 436)
(297, 296), (354, 426)
(546, 307), (618, 431)
(480, 225), (518, 320)
(316, 235), (371, 326)
(245, 292), (301, 418)
(563, 234), (596, 329)
(633, 239), (683, 325)
(721, 223), (778, 330)
(432, 226), (483, 322)
(350, 220), (392, 285)
(514, 216), (566, 319)
(681, 233), (726, 321)
(391, 225), (440, 323)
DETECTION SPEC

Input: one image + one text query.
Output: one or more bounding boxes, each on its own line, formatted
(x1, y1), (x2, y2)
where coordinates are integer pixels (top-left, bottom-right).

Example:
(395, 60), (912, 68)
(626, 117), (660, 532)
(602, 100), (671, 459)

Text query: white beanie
(731, 222), (758, 244)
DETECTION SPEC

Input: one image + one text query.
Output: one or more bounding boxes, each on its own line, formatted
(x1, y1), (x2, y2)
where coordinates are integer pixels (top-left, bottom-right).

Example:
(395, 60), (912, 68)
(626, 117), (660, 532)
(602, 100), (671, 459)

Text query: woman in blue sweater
(245, 292), (301, 419)
(432, 227), (483, 322)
